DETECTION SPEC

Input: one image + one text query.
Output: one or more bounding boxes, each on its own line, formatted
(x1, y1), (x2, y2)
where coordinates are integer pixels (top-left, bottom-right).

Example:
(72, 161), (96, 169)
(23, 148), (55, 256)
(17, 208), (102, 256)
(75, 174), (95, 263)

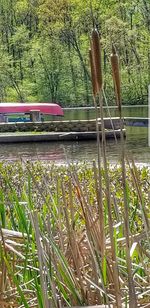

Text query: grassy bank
(0, 161), (150, 307)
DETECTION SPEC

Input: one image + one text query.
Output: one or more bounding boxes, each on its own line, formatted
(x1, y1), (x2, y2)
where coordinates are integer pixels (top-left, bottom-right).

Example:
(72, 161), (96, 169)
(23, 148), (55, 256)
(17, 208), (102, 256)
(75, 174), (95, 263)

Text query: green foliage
(0, 162), (150, 306)
(0, 0), (149, 105)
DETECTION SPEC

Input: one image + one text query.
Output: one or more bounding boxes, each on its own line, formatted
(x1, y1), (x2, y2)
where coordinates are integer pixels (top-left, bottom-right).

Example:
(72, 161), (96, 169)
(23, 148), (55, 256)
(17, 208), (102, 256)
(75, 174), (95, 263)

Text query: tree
(0, 0), (149, 105)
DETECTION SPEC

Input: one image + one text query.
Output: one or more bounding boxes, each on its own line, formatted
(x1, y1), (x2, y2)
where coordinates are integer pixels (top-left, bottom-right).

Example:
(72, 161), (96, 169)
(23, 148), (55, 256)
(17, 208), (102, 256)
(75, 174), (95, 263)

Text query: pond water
(0, 106), (149, 165)
(49, 104), (148, 121)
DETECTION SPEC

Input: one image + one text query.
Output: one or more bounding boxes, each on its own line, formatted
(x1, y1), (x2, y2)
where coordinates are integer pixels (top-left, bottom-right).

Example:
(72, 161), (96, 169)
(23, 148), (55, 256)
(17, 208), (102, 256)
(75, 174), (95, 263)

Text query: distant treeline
(0, 0), (150, 106)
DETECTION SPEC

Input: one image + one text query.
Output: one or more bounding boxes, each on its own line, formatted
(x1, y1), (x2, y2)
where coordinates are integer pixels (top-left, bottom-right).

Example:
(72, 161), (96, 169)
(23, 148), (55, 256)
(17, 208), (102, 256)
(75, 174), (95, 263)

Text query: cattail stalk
(91, 29), (103, 92)
(111, 45), (137, 307)
(89, 48), (98, 97)
(110, 45), (121, 114)
(91, 30), (122, 307)
(121, 144), (137, 308)
(120, 136), (137, 308)
(89, 45), (105, 258)
(99, 91), (122, 308)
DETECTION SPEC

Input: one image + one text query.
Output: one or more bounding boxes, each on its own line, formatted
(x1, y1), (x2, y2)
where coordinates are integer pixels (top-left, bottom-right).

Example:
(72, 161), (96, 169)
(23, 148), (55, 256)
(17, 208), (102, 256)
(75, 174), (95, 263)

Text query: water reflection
(0, 127), (149, 165)
(61, 105), (148, 120)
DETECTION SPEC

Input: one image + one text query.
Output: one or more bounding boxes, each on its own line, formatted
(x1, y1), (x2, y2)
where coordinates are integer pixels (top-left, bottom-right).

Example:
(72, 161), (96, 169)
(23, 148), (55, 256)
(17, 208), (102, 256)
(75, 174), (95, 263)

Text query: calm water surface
(0, 127), (149, 165)
(55, 105), (148, 120)
(0, 106), (149, 165)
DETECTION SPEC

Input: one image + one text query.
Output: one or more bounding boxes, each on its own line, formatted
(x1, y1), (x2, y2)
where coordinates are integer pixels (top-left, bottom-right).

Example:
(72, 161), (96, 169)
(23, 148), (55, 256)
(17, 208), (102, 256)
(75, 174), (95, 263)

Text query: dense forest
(0, 0), (150, 106)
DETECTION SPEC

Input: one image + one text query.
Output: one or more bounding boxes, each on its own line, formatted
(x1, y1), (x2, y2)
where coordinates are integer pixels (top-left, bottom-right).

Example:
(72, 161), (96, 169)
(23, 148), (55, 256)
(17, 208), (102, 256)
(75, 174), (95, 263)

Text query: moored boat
(0, 102), (64, 116)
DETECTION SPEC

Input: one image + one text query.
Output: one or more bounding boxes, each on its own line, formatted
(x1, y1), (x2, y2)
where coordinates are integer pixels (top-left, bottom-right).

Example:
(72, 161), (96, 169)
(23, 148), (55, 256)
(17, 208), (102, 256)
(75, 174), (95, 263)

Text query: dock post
(0, 114), (4, 122)
(0, 114), (8, 123)
(30, 110), (41, 122)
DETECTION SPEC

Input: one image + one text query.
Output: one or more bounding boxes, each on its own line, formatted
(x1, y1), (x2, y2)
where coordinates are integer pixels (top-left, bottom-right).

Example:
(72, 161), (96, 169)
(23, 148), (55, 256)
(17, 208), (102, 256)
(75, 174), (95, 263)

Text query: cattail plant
(89, 47), (105, 258)
(89, 48), (98, 98)
(0, 161), (150, 306)
(90, 30), (122, 308)
(110, 44), (121, 114)
(110, 45), (137, 308)
(91, 29), (103, 93)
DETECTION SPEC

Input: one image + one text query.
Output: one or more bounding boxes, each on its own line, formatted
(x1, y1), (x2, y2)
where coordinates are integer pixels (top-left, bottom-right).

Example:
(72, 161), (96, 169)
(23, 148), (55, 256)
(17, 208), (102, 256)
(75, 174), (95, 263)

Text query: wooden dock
(0, 117), (126, 143)
(0, 115), (147, 143)
(0, 129), (125, 143)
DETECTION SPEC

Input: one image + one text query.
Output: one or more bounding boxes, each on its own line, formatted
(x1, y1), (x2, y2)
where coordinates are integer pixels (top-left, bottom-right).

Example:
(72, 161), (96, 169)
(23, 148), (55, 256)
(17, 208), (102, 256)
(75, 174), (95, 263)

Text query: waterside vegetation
(0, 161), (150, 307)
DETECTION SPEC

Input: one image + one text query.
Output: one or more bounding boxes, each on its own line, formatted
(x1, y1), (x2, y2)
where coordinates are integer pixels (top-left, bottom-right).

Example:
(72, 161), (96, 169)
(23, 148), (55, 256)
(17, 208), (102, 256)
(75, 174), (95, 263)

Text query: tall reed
(91, 29), (103, 93)
(89, 46), (105, 258)
(91, 29), (122, 308)
(110, 44), (137, 307)
(110, 45), (121, 114)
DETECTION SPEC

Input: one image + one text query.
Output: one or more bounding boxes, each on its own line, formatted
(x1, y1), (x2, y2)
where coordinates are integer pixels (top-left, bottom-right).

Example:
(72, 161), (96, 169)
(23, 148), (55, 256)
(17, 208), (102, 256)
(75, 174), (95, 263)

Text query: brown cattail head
(110, 44), (121, 113)
(91, 29), (103, 93)
(89, 48), (98, 97)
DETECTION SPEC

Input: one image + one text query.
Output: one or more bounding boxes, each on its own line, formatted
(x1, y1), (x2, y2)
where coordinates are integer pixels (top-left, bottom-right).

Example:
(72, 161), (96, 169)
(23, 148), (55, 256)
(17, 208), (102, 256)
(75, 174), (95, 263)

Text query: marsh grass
(0, 162), (149, 307)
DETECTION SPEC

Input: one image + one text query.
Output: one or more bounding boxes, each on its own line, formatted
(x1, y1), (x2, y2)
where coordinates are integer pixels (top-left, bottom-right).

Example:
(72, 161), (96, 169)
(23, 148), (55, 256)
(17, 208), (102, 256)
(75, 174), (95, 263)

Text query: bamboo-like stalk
(89, 46), (105, 258)
(99, 93), (122, 308)
(110, 45), (137, 308)
(91, 29), (122, 308)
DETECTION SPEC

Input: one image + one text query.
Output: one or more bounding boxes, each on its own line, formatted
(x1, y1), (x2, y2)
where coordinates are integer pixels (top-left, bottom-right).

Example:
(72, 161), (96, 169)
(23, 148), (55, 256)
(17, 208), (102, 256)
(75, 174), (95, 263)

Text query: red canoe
(0, 103), (64, 116)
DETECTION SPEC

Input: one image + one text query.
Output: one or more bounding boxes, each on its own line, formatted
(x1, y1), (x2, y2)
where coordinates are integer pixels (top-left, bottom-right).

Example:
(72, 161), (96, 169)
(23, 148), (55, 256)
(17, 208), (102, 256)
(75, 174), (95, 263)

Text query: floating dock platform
(0, 129), (125, 143)
(0, 117), (125, 143)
